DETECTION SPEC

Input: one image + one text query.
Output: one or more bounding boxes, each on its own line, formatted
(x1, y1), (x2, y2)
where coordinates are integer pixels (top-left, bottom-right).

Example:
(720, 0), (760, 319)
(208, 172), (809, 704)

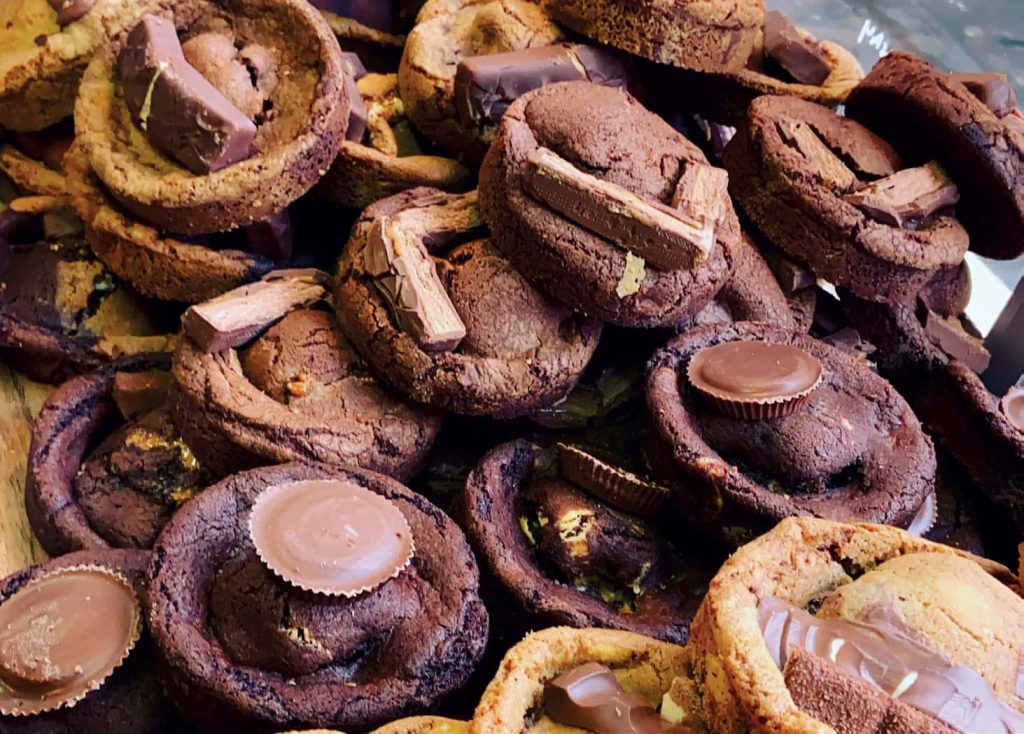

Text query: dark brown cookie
(724, 95), (970, 304)
(170, 307), (441, 477)
(26, 360), (208, 555)
(479, 81), (737, 328)
(548, 0), (762, 72)
(845, 52), (1024, 260)
(462, 440), (716, 643)
(336, 188), (602, 417)
(148, 461), (488, 732)
(0, 549), (180, 734)
(645, 321), (936, 545)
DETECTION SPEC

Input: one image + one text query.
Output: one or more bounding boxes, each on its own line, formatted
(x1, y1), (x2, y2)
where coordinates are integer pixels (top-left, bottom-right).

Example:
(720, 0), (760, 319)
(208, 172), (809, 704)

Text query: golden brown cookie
(283, 718), (468, 734)
(470, 627), (687, 733)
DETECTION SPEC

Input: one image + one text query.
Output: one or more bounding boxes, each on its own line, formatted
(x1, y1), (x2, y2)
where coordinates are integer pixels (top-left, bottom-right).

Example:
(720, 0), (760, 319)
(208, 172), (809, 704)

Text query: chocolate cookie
(336, 188), (602, 418)
(845, 52), (1024, 260)
(645, 322), (936, 544)
(0, 548), (180, 734)
(398, 0), (564, 164)
(317, 72), (473, 209)
(914, 362), (1024, 533)
(171, 304), (441, 477)
(148, 462), (488, 732)
(680, 517), (1023, 734)
(463, 440), (716, 644)
(65, 143), (277, 303)
(0, 202), (178, 383)
(0, 0), (160, 132)
(479, 82), (737, 328)
(26, 361), (210, 555)
(724, 95), (970, 304)
(648, 11), (863, 126)
(547, 0), (762, 72)
(74, 0), (349, 234)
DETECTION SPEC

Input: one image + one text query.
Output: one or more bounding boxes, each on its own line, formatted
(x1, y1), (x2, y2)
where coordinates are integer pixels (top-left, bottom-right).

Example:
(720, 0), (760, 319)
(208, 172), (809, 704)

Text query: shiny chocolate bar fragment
(844, 161), (959, 228)
(671, 163), (729, 234)
(950, 72), (1017, 118)
(182, 269), (331, 352)
(776, 120), (857, 192)
(454, 43), (628, 128)
(764, 11), (832, 86)
(920, 307), (991, 374)
(112, 370), (171, 420)
(118, 14), (257, 175)
(365, 217), (467, 352)
(524, 146), (714, 271)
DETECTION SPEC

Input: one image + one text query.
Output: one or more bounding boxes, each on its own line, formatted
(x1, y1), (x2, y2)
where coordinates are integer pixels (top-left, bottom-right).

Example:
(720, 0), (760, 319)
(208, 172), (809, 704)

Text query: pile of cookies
(1, 0), (1022, 732)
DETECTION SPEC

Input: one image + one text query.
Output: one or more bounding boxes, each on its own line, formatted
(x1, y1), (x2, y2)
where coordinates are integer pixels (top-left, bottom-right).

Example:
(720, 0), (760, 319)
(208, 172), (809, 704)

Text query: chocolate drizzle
(758, 596), (1024, 733)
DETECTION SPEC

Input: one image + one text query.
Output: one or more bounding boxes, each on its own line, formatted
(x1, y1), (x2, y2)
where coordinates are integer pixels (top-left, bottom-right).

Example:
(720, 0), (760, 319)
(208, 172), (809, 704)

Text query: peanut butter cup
(74, 0), (349, 235)
(1003, 387), (1024, 433)
(0, 549), (179, 734)
(170, 271), (441, 477)
(646, 322), (936, 544)
(26, 360), (209, 554)
(336, 188), (601, 418)
(148, 462), (488, 732)
(249, 479), (414, 597)
(724, 95), (970, 304)
(463, 440), (718, 644)
(478, 81), (738, 328)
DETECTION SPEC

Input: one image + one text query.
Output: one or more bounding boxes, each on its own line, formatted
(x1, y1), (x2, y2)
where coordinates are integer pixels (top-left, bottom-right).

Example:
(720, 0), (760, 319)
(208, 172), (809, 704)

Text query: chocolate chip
(775, 120), (857, 192)
(1000, 386), (1024, 433)
(244, 210), (293, 262)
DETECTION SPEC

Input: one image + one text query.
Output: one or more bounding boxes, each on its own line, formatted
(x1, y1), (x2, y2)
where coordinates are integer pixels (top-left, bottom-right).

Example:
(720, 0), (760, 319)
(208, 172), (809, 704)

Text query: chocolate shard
(921, 307), (992, 374)
(47, 0), (95, 27)
(759, 245), (816, 294)
(775, 120), (857, 192)
(671, 163), (730, 237)
(763, 11), (832, 86)
(118, 15), (257, 175)
(524, 146), (713, 271)
(364, 217), (467, 352)
(950, 72), (1018, 118)
(344, 72), (369, 144)
(181, 269), (330, 352)
(844, 162), (960, 228)
(244, 209), (293, 262)
(783, 647), (958, 734)
(339, 51), (368, 82)
(545, 662), (691, 734)
(454, 43), (628, 128)
(112, 370), (170, 420)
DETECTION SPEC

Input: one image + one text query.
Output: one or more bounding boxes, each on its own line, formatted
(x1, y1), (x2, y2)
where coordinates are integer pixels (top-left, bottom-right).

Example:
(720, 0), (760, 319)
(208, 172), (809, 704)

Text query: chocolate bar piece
(921, 307), (991, 374)
(339, 51), (367, 82)
(524, 146), (714, 271)
(182, 269), (330, 352)
(950, 72), (1017, 118)
(112, 370), (170, 420)
(783, 648), (958, 734)
(365, 217), (467, 352)
(244, 209), (293, 262)
(47, 0), (95, 26)
(454, 43), (628, 128)
(759, 244), (816, 294)
(844, 162), (959, 228)
(671, 163), (729, 235)
(776, 120), (857, 192)
(343, 70), (369, 144)
(118, 15), (257, 175)
(764, 11), (832, 86)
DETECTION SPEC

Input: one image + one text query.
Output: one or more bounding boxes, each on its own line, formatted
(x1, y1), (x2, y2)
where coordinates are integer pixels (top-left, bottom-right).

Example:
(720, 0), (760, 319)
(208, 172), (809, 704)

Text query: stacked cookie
(1, 0), (1022, 732)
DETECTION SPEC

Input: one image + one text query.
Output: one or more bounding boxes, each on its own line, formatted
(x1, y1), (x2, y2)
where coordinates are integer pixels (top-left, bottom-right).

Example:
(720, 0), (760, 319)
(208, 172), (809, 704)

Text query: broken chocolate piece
(783, 647), (958, 734)
(344, 73), (369, 144)
(844, 162), (959, 228)
(181, 269), (330, 352)
(950, 72), (1017, 118)
(764, 11), (832, 86)
(921, 307), (991, 374)
(47, 0), (95, 27)
(118, 15), (257, 175)
(759, 597), (1024, 733)
(524, 147), (714, 271)
(545, 662), (690, 734)
(244, 209), (293, 262)
(776, 120), (857, 192)
(670, 164), (729, 237)
(454, 43), (628, 127)
(760, 245), (816, 295)
(339, 51), (368, 82)
(364, 217), (467, 352)
(112, 370), (171, 420)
